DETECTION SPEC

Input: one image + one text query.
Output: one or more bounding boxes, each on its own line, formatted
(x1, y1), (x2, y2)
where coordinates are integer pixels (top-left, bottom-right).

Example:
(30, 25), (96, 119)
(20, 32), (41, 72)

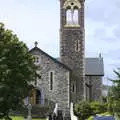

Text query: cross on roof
(34, 41), (38, 47)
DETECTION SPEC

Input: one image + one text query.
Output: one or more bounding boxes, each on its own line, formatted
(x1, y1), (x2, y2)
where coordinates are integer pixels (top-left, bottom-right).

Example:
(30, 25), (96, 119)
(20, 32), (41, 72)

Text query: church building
(29, 0), (104, 119)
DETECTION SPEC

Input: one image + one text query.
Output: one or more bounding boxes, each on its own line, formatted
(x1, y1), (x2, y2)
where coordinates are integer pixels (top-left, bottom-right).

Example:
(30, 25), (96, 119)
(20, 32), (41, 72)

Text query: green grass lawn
(11, 116), (46, 120)
(11, 116), (24, 120)
(0, 116), (46, 120)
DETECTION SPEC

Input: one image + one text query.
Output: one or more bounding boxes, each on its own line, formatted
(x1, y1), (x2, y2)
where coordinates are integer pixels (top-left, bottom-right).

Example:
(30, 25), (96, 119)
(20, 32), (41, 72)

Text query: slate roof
(85, 58), (104, 76)
(56, 57), (104, 76)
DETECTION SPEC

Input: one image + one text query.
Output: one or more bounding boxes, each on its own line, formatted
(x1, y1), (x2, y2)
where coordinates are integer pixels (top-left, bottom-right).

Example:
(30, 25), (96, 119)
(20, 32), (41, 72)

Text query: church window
(72, 83), (75, 92)
(63, 0), (81, 27)
(66, 8), (79, 25)
(73, 8), (79, 24)
(66, 8), (72, 25)
(49, 71), (54, 90)
(33, 55), (41, 65)
(72, 82), (76, 93)
(75, 40), (81, 52)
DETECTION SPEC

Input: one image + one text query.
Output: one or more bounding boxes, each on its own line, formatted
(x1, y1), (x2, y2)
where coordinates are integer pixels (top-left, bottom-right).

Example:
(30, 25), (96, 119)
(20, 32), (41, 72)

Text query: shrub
(74, 101), (108, 120)
(74, 101), (93, 120)
(90, 101), (107, 115)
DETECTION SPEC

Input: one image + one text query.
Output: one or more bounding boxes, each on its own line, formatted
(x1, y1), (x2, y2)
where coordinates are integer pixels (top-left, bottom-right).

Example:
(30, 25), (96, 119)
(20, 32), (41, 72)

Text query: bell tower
(60, 0), (85, 101)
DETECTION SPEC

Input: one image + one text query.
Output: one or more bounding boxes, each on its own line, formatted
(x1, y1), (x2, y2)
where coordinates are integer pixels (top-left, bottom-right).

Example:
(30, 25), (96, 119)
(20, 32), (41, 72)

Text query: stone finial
(99, 53), (102, 58)
(34, 41), (38, 47)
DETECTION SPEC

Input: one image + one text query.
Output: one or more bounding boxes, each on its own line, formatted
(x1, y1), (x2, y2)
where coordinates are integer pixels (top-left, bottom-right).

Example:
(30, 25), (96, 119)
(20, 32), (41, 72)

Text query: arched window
(66, 8), (79, 25)
(63, 0), (81, 26)
(73, 8), (78, 24)
(66, 9), (72, 24)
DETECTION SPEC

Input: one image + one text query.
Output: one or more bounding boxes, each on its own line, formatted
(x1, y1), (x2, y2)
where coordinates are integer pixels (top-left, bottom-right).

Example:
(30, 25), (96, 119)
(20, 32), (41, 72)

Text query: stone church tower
(60, 0), (85, 102)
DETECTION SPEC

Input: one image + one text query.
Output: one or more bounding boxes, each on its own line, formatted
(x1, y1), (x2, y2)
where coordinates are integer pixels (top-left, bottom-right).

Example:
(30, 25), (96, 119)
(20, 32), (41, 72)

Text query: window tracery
(63, 0), (81, 10)
(64, 0), (81, 27)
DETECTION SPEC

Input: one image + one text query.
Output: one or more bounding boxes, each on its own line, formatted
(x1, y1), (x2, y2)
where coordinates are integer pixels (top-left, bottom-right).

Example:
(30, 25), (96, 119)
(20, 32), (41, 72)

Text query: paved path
(94, 116), (115, 120)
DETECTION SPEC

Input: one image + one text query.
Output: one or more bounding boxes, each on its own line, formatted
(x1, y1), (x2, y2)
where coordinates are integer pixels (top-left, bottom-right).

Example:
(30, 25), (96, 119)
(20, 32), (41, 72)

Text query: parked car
(94, 116), (115, 120)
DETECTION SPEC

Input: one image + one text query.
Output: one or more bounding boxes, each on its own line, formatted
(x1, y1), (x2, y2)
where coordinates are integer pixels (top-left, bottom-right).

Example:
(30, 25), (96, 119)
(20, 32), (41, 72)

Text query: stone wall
(31, 49), (70, 117)
(85, 76), (102, 101)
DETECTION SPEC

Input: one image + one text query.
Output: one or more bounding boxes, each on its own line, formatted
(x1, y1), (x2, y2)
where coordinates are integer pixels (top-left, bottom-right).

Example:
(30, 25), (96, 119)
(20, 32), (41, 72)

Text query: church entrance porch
(29, 88), (45, 105)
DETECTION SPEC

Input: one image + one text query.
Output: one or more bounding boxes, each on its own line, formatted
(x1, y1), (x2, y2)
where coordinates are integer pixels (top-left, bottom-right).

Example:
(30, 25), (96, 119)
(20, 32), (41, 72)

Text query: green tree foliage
(108, 69), (120, 117)
(107, 90), (115, 115)
(0, 23), (37, 119)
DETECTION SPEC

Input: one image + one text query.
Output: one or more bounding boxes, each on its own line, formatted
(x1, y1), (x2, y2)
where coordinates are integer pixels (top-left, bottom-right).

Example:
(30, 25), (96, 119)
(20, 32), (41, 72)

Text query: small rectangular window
(72, 83), (75, 92)
(50, 71), (54, 90)
(75, 40), (81, 52)
(72, 82), (76, 93)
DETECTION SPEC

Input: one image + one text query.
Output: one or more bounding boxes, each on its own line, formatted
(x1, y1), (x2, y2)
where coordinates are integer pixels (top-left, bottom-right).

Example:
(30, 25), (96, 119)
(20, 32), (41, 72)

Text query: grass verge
(0, 116), (46, 120)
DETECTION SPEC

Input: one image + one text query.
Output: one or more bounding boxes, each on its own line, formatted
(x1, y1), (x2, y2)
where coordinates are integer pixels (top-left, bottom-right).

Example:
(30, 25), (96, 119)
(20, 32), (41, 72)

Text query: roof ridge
(29, 47), (71, 71)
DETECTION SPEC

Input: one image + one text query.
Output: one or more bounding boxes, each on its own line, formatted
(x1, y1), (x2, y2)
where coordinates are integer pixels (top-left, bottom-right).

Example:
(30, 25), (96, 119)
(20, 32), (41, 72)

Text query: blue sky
(0, 0), (120, 85)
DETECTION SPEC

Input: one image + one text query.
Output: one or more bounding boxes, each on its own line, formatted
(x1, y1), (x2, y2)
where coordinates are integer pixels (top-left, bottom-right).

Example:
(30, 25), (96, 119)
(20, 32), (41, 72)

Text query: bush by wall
(74, 101), (93, 120)
(90, 101), (107, 115)
(74, 101), (107, 120)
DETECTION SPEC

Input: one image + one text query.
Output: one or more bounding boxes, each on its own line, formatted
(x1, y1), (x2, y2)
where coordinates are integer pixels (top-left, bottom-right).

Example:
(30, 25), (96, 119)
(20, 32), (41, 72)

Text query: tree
(108, 69), (120, 117)
(0, 23), (37, 119)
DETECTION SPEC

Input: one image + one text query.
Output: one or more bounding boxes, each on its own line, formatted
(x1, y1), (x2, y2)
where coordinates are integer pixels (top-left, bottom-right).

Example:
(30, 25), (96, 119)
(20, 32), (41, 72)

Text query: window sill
(64, 24), (80, 27)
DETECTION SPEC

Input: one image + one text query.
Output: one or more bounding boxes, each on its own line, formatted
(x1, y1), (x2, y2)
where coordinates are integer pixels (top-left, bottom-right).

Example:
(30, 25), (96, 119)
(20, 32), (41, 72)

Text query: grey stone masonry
(85, 76), (102, 101)
(30, 47), (71, 117)
(60, 0), (85, 101)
